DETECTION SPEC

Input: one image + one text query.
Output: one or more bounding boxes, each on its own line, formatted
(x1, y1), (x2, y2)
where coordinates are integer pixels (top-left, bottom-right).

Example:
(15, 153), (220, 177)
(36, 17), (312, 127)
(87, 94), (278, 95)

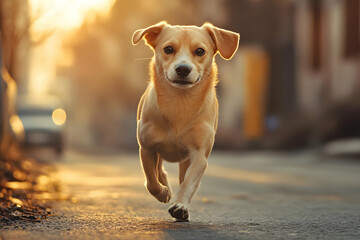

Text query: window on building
(310, 0), (322, 71)
(344, 0), (360, 58)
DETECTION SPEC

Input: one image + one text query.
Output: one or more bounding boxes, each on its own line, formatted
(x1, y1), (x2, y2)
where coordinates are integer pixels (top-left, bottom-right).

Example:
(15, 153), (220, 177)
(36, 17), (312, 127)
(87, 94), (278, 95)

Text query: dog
(132, 21), (239, 221)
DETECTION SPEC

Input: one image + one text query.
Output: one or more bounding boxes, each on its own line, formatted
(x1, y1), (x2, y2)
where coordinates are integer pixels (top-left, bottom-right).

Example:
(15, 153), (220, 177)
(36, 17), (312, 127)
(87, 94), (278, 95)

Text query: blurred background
(1, 0), (360, 156)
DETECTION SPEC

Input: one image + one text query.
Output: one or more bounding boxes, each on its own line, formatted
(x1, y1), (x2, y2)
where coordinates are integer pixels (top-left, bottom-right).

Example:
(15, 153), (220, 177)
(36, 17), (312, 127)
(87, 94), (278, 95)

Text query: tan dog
(132, 22), (239, 221)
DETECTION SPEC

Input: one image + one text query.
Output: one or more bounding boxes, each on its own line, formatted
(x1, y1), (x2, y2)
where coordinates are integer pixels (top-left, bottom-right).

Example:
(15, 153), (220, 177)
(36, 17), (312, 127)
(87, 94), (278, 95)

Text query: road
(1, 150), (360, 239)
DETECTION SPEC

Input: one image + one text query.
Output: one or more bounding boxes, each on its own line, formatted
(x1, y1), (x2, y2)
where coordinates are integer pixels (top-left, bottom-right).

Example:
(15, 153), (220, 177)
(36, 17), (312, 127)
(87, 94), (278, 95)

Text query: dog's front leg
(169, 150), (208, 221)
(140, 148), (171, 203)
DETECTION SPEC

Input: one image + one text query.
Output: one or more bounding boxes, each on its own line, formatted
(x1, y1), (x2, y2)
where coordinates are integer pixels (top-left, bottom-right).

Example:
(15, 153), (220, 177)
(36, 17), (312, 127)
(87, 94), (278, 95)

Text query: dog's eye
(195, 48), (205, 56)
(164, 46), (174, 54)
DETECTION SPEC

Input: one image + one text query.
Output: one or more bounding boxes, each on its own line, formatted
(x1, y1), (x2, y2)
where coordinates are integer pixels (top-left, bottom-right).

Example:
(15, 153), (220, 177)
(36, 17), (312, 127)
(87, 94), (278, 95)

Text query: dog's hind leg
(140, 148), (171, 203)
(179, 158), (190, 184)
(157, 158), (172, 198)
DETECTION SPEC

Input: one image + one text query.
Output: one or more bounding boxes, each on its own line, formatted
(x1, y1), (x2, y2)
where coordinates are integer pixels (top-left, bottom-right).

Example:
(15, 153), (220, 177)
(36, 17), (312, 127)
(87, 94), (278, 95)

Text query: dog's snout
(175, 64), (192, 78)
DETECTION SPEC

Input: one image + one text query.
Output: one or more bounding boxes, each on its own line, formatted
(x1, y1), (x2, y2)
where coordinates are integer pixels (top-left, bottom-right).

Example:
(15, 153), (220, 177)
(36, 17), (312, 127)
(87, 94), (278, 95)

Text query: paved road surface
(1, 150), (360, 239)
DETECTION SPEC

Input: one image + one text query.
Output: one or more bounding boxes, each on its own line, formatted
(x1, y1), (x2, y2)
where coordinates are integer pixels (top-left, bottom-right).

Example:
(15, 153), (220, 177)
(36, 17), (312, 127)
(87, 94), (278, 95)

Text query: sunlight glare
(27, 0), (115, 95)
(29, 0), (116, 41)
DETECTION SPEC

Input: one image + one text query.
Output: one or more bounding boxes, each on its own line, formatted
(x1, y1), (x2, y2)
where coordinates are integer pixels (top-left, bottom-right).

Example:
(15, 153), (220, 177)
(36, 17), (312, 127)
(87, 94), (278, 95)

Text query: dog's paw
(168, 203), (189, 221)
(154, 186), (172, 203)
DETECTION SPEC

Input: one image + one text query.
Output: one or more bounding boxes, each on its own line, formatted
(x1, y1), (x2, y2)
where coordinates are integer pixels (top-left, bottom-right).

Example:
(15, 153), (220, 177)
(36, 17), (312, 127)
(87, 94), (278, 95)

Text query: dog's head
(132, 22), (239, 89)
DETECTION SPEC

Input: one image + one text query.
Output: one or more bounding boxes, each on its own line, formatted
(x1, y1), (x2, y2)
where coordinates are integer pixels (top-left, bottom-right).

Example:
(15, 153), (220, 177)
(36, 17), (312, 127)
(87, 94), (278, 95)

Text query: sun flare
(29, 0), (116, 40)
(27, 0), (115, 95)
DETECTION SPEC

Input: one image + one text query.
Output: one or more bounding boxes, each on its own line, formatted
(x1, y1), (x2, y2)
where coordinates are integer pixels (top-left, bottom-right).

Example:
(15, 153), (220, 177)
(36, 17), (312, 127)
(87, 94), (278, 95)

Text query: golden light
(27, 0), (116, 96)
(9, 197), (24, 206)
(52, 108), (67, 126)
(9, 115), (25, 140)
(29, 0), (116, 41)
(6, 182), (32, 190)
(13, 170), (27, 181)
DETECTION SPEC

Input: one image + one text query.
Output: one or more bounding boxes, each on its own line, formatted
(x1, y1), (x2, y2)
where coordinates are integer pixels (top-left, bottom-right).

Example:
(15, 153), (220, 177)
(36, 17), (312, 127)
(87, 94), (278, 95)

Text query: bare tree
(0, 0), (53, 82)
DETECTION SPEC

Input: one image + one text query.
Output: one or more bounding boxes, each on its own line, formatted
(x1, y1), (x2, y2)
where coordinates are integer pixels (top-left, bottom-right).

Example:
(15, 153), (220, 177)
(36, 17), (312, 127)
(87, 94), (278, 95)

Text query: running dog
(132, 21), (239, 221)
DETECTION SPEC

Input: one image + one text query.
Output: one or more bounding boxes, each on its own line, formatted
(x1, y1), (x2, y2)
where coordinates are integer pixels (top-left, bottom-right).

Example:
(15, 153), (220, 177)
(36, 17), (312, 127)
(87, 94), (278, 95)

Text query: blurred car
(15, 95), (67, 155)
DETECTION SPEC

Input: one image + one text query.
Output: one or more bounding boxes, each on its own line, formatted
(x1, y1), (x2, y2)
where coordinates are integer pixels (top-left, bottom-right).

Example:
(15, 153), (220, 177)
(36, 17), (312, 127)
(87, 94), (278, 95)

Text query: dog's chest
(138, 121), (189, 162)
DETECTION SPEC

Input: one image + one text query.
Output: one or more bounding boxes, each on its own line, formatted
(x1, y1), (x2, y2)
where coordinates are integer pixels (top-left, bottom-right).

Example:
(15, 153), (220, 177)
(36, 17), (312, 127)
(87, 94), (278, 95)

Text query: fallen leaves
(0, 146), (56, 223)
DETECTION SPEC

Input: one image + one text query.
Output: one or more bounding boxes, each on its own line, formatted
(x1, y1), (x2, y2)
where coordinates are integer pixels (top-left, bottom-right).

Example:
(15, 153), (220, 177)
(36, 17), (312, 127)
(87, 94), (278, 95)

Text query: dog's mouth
(172, 80), (193, 85)
(166, 75), (201, 88)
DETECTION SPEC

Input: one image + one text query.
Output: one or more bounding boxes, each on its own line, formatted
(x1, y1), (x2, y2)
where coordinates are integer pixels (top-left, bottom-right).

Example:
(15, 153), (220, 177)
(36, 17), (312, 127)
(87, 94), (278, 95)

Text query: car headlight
(52, 108), (66, 125)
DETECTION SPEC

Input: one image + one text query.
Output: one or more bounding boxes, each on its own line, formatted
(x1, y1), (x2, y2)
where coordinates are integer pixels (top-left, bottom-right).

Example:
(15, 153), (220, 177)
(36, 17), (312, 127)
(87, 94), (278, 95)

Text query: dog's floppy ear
(203, 23), (240, 60)
(132, 21), (167, 49)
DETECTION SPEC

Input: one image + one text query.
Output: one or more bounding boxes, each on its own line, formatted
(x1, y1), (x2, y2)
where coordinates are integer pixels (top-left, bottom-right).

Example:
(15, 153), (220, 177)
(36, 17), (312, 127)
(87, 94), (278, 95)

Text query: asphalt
(1, 150), (360, 239)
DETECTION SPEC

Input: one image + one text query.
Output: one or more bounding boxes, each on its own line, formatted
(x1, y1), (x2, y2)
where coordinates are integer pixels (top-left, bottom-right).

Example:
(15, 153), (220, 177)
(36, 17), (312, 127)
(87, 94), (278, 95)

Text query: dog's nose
(175, 64), (192, 78)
